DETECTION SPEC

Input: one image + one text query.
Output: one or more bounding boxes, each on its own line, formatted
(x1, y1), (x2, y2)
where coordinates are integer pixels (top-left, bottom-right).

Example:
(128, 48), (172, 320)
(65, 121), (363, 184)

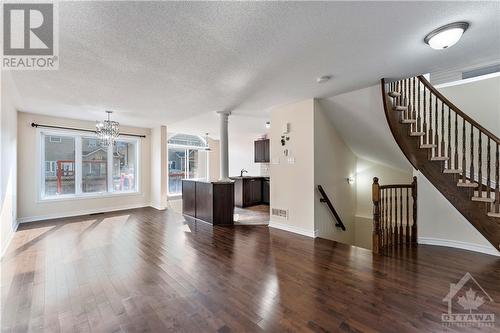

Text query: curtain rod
(31, 122), (146, 138)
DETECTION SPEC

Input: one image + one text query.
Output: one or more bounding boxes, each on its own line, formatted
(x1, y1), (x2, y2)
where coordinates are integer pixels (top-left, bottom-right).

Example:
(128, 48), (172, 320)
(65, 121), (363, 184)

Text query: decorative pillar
(216, 111), (231, 181)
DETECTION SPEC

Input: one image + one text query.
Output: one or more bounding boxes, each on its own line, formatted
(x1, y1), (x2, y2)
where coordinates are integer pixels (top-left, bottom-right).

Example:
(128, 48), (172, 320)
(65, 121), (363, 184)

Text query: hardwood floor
(233, 205), (269, 225)
(2, 207), (500, 332)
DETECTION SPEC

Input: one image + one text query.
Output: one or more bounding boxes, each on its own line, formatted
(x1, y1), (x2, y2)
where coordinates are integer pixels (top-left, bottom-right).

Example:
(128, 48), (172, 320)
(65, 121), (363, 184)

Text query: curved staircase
(381, 75), (500, 252)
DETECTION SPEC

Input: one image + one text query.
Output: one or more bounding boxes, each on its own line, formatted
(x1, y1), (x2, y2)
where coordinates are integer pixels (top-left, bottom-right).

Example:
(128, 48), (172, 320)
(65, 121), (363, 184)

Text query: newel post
(411, 176), (418, 244)
(372, 177), (381, 254)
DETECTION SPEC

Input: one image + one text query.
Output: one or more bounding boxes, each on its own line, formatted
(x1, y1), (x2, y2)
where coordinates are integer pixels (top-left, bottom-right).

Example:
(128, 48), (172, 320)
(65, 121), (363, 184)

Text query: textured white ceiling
(8, 1), (500, 134)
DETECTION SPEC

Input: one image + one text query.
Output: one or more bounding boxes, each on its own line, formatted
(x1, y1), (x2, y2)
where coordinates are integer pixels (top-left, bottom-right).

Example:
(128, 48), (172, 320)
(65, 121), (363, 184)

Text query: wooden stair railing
(381, 75), (500, 252)
(317, 185), (346, 231)
(372, 177), (417, 254)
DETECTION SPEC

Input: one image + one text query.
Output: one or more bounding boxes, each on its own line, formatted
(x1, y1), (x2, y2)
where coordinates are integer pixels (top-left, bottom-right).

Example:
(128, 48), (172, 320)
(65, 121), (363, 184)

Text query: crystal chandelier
(96, 110), (119, 147)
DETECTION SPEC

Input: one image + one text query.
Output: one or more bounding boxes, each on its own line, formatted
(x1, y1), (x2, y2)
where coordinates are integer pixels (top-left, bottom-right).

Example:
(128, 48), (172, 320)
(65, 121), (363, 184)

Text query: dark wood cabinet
(182, 180), (234, 225)
(254, 139), (270, 163)
(233, 177), (263, 208)
(262, 179), (270, 205)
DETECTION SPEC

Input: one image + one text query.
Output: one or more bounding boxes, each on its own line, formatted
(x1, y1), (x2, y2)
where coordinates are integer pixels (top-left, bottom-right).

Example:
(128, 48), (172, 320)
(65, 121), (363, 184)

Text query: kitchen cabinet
(232, 177), (263, 208)
(262, 178), (270, 205)
(254, 139), (270, 163)
(182, 180), (234, 225)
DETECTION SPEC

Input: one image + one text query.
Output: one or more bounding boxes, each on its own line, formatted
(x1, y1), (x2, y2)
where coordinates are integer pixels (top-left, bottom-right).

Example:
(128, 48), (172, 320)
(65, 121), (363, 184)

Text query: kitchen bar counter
(230, 176), (270, 207)
(182, 179), (234, 225)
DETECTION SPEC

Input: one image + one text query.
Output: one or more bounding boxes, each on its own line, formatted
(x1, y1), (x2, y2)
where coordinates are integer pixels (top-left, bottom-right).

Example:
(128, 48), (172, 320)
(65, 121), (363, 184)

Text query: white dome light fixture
(424, 22), (469, 50)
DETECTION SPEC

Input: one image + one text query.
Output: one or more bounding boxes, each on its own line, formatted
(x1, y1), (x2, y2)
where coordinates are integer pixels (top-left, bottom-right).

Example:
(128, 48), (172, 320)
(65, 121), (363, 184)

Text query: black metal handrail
(317, 185), (346, 231)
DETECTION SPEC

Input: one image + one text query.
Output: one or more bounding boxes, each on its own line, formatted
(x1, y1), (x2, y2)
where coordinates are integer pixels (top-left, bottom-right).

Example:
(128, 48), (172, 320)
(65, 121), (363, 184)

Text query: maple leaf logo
(457, 288), (485, 313)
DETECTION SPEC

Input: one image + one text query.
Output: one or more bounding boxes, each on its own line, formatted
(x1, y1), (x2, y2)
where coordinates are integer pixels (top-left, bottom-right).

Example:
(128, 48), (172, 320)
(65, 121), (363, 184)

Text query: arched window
(167, 134), (207, 148)
(168, 134), (209, 195)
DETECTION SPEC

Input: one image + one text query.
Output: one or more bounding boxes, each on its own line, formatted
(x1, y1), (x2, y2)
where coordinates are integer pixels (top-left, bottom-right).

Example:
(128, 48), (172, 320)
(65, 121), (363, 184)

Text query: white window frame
(167, 142), (209, 196)
(37, 128), (141, 202)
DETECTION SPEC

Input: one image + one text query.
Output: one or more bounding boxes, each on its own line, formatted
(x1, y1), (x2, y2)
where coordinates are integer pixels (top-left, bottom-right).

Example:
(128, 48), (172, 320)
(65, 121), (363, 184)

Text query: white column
(216, 111), (231, 181)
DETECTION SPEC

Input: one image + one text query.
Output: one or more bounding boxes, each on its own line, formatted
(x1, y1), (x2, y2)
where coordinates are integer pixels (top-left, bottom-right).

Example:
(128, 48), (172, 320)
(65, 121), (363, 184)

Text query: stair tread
(472, 196), (496, 203)
(394, 105), (408, 110)
(388, 91), (401, 98)
(420, 143), (437, 148)
(443, 169), (462, 174)
(487, 212), (500, 218)
(457, 181), (479, 188)
(410, 132), (425, 136)
(401, 119), (417, 124)
(430, 156), (450, 161)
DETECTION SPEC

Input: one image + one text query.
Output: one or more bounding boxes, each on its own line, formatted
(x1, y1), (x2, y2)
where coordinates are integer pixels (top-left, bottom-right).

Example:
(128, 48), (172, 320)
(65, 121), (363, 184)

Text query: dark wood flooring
(233, 205), (269, 225)
(2, 207), (500, 332)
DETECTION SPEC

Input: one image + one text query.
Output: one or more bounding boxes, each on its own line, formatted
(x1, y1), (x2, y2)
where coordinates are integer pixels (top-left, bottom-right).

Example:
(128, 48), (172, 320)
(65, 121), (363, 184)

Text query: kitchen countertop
(230, 176), (270, 180)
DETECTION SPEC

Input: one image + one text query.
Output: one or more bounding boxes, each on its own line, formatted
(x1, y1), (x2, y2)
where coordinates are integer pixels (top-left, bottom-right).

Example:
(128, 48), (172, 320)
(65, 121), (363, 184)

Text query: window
(43, 135), (75, 196)
(82, 137), (108, 193)
(113, 141), (137, 192)
(40, 130), (139, 199)
(168, 134), (209, 195)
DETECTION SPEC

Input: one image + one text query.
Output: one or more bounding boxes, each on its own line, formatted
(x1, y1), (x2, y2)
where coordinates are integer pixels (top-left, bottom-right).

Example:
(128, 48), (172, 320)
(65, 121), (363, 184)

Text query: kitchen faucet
(240, 169), (248, 177)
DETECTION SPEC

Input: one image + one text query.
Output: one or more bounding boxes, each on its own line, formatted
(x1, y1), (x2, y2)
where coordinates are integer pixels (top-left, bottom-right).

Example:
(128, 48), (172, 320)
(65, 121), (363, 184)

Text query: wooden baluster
(406, 188), (410, 244)
(478, 133), (482, 198)
(389, 188), (393, 246)
(470, 124), (475, 184)
(372, 178), (381, 254)
(428, 91), (433, 147)
(380, 189), (387, 248)
(411, 176), (418, 244)
(462, 118), (466, 183)
(447, 105), (451, 168)
(454, 112), (458, 170)
(434, 94), (439, 157)
(423, 86), (427, 144)
(399, 187), (403, 245)
(495, 143), (499, 213)
(487, 138), (491, 199)
(384, 188), (388, 247)
(441, 101), (445, 158)
(417, 80), (421, 134)
(412, 77), (416, 133)
(394, 188), (398, 246)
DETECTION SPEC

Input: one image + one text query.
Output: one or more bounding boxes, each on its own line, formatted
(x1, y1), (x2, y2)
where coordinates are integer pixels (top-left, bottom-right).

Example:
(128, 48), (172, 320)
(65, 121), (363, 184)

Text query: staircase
(381, 75), (500, 252)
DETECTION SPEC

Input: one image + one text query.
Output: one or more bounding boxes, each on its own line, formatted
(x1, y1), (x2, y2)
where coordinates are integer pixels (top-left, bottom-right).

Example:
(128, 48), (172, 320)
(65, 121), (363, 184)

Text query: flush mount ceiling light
(316, 75), (332, 83)
(424, 22), (469, 50)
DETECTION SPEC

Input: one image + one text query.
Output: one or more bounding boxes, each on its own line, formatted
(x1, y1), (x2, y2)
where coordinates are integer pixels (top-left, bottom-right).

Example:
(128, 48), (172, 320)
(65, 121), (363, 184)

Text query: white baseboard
(418, 237), (500, 257)
(149, 203), (166, 210)
(269, 220), (318, 238)
(1, 220), (19, 259)
(17, 203), (150, 223)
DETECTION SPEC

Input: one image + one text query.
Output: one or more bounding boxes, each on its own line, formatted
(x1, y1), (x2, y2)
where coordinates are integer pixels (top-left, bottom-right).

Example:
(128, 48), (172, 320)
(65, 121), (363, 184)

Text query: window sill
(39, 191), (143, 203)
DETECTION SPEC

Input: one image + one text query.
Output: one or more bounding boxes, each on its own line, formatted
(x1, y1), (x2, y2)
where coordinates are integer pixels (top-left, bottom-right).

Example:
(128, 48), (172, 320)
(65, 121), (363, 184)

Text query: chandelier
(96, 110), (119, 147)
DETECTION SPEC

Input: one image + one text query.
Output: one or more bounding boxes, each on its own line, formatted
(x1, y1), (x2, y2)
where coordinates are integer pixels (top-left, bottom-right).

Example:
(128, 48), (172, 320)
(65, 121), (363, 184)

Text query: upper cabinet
(254, 139), (270, 163)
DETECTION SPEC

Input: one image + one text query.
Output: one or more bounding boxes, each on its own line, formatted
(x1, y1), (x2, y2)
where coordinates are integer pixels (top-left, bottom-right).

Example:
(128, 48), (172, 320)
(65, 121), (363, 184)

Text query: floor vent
(271, 208), (288, 219)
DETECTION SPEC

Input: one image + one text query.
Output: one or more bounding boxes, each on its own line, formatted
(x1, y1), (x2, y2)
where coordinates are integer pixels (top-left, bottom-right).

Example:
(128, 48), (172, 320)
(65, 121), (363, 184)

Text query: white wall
(314, 100), (356, 244)
(1, 71), (19, 256)
(228, 131), (266, 177)
(438, 76), (500, 136)
(269, 99), (316, 236)
(415, 170), (498, 256)
(17, 112), (152, 222)
(151, 125), (167, 209)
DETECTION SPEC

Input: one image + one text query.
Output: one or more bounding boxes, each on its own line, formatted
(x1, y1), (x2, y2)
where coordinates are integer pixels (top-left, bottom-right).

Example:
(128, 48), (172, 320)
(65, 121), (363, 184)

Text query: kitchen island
(182, 179), (234, 225)
(230, 176), (270, 208)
